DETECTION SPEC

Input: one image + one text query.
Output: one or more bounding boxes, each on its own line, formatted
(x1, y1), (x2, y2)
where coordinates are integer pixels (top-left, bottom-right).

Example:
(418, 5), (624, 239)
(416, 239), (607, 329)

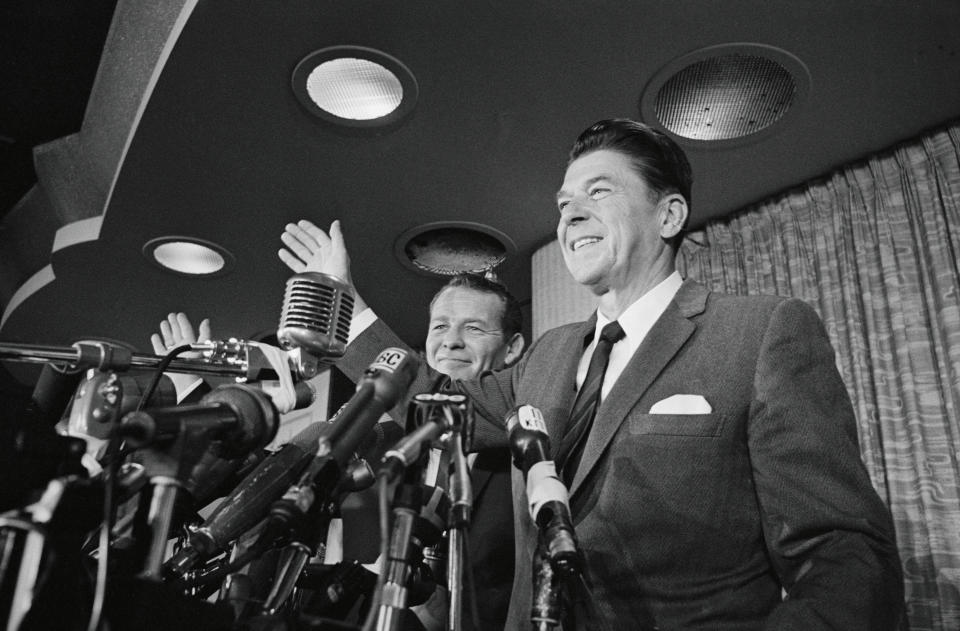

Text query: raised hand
(279, 219), (367, 311)
(278, 219), (353, 282)
(150, 312), (211, 400)
(150, 312), (212, 353)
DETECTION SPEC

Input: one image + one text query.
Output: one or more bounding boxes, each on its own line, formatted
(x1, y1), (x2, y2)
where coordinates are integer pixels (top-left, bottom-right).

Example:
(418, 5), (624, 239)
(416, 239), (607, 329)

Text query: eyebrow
(429, 316), (497, 328)
(556, 174), (612, 201)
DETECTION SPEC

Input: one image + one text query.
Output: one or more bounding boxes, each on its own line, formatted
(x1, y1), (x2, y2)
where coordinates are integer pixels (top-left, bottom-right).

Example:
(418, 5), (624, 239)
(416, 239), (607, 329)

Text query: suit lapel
(568, 280), (709, 495)
(541, 316), (597, 446)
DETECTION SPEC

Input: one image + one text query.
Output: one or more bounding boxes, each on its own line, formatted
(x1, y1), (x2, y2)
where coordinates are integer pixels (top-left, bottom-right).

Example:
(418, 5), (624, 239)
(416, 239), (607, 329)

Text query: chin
(567, 269), (610, 293)
(440, 364), (474, 380)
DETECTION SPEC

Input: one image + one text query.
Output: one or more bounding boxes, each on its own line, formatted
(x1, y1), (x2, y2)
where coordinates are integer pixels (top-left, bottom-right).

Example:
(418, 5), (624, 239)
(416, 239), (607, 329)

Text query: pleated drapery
(678, 122), (960, 631)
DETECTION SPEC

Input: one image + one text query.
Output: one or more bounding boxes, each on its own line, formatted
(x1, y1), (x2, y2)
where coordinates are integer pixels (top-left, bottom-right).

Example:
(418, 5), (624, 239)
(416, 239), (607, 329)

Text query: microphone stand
(0, 341), (236, 376)
(441, 399), (474, 631)
(374, 399), (456, 631)
(0, 340), (273, 379)
(375, 469), (436, 631)
(132, 424), (214, 579)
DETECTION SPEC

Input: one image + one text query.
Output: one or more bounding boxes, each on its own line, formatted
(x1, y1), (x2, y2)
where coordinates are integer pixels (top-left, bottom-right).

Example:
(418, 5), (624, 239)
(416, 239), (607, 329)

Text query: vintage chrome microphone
(277, 271), (355, 379)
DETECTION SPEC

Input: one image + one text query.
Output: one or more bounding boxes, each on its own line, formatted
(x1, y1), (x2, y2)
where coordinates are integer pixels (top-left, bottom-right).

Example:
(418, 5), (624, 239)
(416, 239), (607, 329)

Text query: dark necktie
(558, 320), (625, 486)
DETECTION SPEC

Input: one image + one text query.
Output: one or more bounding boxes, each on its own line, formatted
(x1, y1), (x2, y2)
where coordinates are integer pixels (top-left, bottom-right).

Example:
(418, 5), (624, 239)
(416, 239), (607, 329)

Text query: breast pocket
(628, 413), (725, 437)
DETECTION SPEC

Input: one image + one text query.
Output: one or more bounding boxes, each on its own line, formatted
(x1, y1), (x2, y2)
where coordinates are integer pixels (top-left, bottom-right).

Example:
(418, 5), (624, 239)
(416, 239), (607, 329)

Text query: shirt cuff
(173, 376), (204, 403)
(348, 307), (378, 343)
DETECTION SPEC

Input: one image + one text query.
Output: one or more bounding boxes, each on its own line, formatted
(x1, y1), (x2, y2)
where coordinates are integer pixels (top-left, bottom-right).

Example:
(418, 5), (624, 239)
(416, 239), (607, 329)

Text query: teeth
(572, 237), (601, 251)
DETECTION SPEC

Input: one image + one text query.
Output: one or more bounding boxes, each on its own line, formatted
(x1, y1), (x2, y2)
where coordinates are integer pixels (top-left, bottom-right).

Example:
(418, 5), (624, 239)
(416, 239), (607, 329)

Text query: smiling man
(281, 118), (904, 630)
(413, 274), (523, 630)
(425, 275), (524, 380)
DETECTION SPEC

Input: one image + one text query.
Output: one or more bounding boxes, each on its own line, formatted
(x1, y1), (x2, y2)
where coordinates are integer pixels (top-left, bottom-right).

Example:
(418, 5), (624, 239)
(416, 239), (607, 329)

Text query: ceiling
(1, 0), (959, 386)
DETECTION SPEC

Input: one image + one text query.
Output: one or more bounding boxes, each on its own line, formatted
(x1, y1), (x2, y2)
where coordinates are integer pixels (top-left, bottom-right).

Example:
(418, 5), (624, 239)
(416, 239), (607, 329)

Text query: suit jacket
(339, 280), (903, 630)
(462, 449), (514, 630)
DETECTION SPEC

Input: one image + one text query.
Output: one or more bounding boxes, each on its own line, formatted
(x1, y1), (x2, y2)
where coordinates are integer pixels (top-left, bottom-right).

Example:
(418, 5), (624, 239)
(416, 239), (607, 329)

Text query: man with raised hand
(283, 246), (526, 630)
(279, 119), (903, 630)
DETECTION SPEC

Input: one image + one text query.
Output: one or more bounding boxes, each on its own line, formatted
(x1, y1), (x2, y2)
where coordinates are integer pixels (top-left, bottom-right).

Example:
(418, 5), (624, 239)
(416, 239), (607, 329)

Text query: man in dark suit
(411, 273), (522, 631)
(279, 118), (904, 630)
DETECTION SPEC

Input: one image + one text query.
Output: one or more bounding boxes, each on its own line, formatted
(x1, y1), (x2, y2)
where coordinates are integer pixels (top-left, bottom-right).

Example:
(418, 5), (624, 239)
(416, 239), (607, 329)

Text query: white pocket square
(648, 394), (712, 415)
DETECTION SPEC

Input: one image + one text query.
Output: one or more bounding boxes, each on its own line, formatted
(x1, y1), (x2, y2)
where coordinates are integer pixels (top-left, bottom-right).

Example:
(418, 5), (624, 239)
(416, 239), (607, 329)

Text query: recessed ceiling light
(292, 46), (418, 129)
(394, 222), (516, 277)
(640, 43), (810, 146)
(142, 237), (234, 276)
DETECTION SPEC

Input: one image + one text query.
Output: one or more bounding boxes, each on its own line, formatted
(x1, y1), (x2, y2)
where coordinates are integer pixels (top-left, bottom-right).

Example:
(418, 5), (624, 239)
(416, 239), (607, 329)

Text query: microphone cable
(136, 343), (195, 411)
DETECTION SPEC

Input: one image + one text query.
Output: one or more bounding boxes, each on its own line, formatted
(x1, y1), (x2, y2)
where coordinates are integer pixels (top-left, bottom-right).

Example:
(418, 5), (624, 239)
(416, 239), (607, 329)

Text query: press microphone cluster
(259, 347), (419, 544)
(164, 347), (419, 579)
(506, 404), (581, 576)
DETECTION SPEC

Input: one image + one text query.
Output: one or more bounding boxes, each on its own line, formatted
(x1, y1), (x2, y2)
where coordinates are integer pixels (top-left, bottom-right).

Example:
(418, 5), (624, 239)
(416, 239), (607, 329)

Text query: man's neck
(596, 261), (677, 320)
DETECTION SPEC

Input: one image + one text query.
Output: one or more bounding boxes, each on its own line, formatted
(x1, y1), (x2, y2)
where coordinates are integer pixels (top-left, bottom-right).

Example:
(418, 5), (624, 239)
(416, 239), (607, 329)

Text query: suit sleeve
(749, 298), (904, 630)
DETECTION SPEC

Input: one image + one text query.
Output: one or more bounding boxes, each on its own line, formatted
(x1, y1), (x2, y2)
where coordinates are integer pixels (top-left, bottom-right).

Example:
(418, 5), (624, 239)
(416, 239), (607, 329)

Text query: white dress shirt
(577, 271), (683, 402)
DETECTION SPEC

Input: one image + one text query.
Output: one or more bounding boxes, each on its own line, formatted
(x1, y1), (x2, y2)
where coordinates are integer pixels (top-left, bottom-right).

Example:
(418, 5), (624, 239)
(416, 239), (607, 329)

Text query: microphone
(277, 271), (355, 378)
(27, 362), (85, 426)
(163, 419), (334, 580)
(312, 346), (419, 469)
(117, 384), (280, 458)
(258, 347), (419, 546)
(163, 347), (418, 579)
(379, 392), (469, 482)
(506, 404), (580, 576)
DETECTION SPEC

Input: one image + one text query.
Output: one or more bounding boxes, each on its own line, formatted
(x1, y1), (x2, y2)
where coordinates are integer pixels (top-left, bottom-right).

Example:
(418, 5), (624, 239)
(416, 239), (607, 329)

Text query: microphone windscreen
(277, 272), (355, 360)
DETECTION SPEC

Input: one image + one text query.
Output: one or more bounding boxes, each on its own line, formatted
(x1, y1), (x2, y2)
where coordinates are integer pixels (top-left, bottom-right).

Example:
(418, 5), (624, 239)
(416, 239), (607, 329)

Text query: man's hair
(429, 273), (523, 338)
(569, 118), (693, 216)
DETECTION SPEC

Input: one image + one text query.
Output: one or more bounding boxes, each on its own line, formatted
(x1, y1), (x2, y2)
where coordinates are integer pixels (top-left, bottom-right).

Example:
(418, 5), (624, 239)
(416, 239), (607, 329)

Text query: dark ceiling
(1, 0), (959, 386)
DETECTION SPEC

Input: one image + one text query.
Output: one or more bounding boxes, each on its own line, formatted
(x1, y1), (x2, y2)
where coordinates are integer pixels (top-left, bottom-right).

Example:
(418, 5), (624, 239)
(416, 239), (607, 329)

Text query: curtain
(678, 122), (960, 631)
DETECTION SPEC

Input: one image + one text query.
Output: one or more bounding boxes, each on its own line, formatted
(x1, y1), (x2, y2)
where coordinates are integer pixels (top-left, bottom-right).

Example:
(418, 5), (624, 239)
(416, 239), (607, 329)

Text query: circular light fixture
(292, 46), (418, 129)
(640, 44), (810, 146)
(394, 222), (516, 277)
(142, 237), (235, 277)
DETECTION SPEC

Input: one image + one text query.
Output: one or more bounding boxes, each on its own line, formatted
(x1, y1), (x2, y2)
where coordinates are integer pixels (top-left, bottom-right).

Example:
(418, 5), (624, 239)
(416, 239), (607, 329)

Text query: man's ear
(503, 332), (526, 366)
(658, 195), (689, 240)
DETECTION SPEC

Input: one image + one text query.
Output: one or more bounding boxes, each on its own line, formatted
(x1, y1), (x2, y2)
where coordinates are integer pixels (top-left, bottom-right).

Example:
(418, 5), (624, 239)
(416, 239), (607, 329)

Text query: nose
(559, 200), (589, 227)
(441, 326), (465, 348)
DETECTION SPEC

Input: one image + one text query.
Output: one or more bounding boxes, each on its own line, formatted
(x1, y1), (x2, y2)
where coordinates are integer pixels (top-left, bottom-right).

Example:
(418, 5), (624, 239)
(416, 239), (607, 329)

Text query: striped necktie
(558, 320), (625, 486)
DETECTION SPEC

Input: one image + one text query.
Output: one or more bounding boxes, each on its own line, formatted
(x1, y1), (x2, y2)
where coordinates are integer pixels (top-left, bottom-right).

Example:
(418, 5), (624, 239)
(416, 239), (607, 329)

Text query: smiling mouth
(571, 236), (601, 251)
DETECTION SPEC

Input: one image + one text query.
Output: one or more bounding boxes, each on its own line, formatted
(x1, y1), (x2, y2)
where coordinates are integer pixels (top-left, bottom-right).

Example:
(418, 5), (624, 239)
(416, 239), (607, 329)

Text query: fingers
(175, 312), (197, 343)
(298, 220), (332, 249)
(159, 316), (175, 348)
(155, 312), (201, 351)
(280, 230), (316, 263)
(197, 318), (212, 343)
(150, 333), (165, 354)
(328, 219), (343, 244)
(278, 248), (307, 273)
(279, 218), (351, 280)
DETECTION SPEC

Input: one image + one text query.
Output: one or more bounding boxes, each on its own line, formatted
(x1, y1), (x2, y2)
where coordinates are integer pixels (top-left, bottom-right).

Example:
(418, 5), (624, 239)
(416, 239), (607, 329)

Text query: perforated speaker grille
(654, 54), (797, 141)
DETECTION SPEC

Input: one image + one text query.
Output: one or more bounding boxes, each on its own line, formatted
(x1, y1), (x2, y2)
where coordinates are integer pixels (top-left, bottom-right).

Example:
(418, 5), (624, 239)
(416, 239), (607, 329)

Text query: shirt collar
(593, 271), (683, 351)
